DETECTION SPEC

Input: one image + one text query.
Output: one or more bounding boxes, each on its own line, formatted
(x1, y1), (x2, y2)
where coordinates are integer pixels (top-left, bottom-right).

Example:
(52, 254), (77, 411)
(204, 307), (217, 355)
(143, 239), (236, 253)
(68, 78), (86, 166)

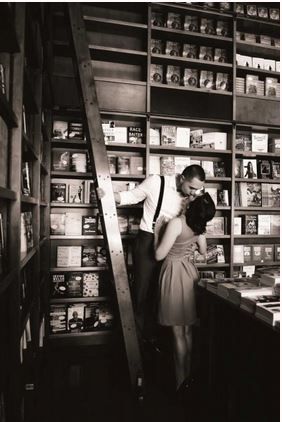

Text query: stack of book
(255, 302), (280, 326)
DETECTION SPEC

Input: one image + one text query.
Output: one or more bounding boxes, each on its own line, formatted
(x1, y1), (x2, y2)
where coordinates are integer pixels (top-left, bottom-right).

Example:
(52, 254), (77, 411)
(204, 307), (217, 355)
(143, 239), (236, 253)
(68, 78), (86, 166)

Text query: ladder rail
(66, 3), (144, 390)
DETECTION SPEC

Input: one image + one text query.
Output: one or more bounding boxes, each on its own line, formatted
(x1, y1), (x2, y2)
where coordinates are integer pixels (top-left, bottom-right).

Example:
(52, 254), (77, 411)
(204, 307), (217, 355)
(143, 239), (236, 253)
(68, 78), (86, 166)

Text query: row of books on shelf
(191, 2), (232, 12)
(51, 272), (111, 298)
(235, 182), (280, 208)
(235, 158), (279, 180)
(151, 11), (231, 35)
(0, 64), (5, 95)
(234, 214), (280, 236)
(150, 126), (228, 150)
(102, 123), (144, 144)
(235, 4), (279, 21)
(49, 302), (114, 334)
(236, 31), (279, 47)
(53, 121), (85, 140)
(193, 244), (226, 264)
(235, 133), (279, 154)
(52, 150), (90, 173)
(151, 64), (230, 92)
(236, 76), (280, 98)
(236, 54), (279, 73)
(152, 40), (229, 63)
(204, 187), (229, 207)
(149, 155), (228, 179)
(234, 244), (280, 264)
(108, 155), (144, 175)
(20, 212), (33, 254)
(50, 213), (140, 236)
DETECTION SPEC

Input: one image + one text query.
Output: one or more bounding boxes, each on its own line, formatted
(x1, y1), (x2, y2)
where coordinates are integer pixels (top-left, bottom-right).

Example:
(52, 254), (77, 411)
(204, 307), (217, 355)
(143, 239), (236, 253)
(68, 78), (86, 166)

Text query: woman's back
(166, 215), (198, 260)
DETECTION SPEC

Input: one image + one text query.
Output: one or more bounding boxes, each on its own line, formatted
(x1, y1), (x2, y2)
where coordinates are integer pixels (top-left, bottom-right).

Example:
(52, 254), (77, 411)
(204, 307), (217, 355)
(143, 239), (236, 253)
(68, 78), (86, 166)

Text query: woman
(155, 193), (216, 392)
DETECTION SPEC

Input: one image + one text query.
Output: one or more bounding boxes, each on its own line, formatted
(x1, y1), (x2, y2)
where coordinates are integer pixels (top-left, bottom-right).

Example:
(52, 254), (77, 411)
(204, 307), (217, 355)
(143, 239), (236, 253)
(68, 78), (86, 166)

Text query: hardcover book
(246, 75), (259, 95)
(50, 214), (66, 235)
(130, 156), (144, 175)
(166, 65), (181, 85)
(243, 215), (258, 234)
(96, 246), (108, 266)
(68, 122), (84, 140)
(200, 18), (215, 35)
(216, 21), (228, 37)
(206, 217), (226, 235)
(151, 39), (163, 54)
(202, 160), (214, 177)
(216, 245), (225, 263)
(51, 182), (66, 203)
(257, 6), (268, 19)
(67, 304), (85, 332)
(82, 216), (97, 235)
(53, 121), (68, 139)
(57, 246), (82, 267)
(117, 156), (130, 175)
(165, 41), (181, 57)
(217, 189), (229, 206)
(68, 180), (84, 204)
(252, 245), (263, 262)
(167, 12), (182, 29)
(258, 214), (271, 235)
(233, 217), (242, 235)
(240, 183), (262, 207)
(51, 274), (67, 297)
(83, 273), (100, 297)
(213, 161), (226, 177)
(70, 152), (87, 173)
(128, 127), (144, 144)
(190, 129), (203, 148)
(82, 246), (97, 267)
(257, 160), (271, 179)
(246, 4), (257, 17)
(214, 48), (227, 63)
(261, 183), (280, 207)
(83, 302), (100, 331)
(108, 155), (116, 174)
(65, 213), (82, 236)
(269, 8), (279, 21)
(184, 15), (198, 32)
(270, 161), (280, 179)
(150, 64), (163, 84)
(102, 121), (115, 143)
(183, 68), (198, 88)
(151, 11), (165, 27)
(160, 156), (175, 176)
(270, 215), (280, 235)
(243, 245), (252, 263)
(52, 151), (70, 171)
(161, 126), (177, 145)
(234, 245), (244, 263)
(242, 159), (257, 179)
(265, 78), (278, 97)
(200, 71), (214, 89)
(49, 305), (67, 333)
(182, 44), (197, 59)
(67, 272), (83, 297)
(263, 245), (274, 262)
(176, 127), (190, 147)
(199, 46), (213, 61)
(216, 73), (229, 91)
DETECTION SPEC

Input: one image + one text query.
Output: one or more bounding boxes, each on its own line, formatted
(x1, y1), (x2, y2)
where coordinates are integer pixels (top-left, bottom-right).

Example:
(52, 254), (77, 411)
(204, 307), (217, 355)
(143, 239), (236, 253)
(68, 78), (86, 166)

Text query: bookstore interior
(0, 2), (280, 422)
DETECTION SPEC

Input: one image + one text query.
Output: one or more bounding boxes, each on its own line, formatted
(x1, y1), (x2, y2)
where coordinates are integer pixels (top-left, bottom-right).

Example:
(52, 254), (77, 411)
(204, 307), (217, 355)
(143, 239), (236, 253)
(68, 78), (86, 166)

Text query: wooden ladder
(66, 3), (144, 397)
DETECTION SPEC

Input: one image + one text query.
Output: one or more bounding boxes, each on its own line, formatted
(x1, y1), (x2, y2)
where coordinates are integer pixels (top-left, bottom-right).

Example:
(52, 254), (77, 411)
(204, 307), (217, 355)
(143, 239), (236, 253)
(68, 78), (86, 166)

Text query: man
(97, 165), (206, 341)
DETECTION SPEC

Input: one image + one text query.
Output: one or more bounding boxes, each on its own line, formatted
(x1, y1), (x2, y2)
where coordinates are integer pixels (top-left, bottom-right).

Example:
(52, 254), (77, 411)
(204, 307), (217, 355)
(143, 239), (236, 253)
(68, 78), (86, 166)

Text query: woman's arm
(197, 234), (207, 255)
(155, 218), (182, 261)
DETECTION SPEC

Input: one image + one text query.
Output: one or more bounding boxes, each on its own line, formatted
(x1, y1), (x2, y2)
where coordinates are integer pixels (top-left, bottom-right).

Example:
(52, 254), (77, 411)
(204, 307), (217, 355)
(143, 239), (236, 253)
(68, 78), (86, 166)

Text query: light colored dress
(158, 215), (199, 326)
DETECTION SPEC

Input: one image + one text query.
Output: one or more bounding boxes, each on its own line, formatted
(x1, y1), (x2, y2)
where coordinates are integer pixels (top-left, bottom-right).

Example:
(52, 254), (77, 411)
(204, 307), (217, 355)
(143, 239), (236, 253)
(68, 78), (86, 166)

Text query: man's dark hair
(182, 164), (206, 182)
(185, 192), (216, 235)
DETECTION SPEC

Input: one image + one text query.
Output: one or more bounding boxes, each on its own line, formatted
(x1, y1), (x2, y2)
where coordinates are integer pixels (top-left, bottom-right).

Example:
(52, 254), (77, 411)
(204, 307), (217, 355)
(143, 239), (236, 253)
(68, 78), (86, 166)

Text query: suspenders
(152, 175), (165, 232)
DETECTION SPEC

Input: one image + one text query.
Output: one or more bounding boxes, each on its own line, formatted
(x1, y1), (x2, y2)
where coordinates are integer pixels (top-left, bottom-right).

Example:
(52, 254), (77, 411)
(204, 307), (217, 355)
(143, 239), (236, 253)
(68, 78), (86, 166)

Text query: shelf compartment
(235, 151), (280, 158)
(151, 54), (233, 72)
(106, 143), (146, 151)
(150, 114), (233, 128)
(151, 26), (233, 47)
(50, 202), (97, 208)
(111, 174), (146, 180)
(236, 95), (279, 126)
(236, 65), (279, 77)
(233, 261), (279, 267)
(0, 91), (18, 128)
(0, 4), (20, 52)
(235, 178), (280, 184)
(51, 171), (93, 179)
(149, 145), (232, 156)
(0, 186), (17, 200)
(236, 15), (280, 30)
(151, 83), (232, 96)
(237, 94), (279, 102)
(154, 2), (233, 19)
(21, 195), (38, 205)
(51, 138), (87, 147)
(50, 234), (136, 240)
(236, 41), (280, 60)
(84, 15), (148, 32)
(48, 330), (112, 346)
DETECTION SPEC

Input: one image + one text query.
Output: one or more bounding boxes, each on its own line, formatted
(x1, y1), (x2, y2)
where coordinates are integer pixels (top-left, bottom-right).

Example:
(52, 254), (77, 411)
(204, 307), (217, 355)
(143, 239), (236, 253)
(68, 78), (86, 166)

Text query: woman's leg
(171, 326), (187, 390)
(184, 325), (193, 380)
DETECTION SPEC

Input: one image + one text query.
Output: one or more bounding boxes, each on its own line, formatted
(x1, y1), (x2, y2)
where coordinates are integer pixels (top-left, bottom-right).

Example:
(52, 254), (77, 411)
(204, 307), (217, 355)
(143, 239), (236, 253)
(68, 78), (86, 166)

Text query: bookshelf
(48, 3), (279, 338)
(0, 4), (51, 421)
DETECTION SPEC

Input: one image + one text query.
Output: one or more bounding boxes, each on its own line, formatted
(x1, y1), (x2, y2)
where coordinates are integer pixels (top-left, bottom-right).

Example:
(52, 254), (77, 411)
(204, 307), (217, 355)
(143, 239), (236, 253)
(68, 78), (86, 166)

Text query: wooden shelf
(20, 246), (39, 270)
(50, 202), (97, 208)
(233, 261), (279, 267)
(50, 296), (110, 304)
(235, 151), (280, 158)
(150, 115), (233, 127)
(0, 91), (18, 128)
(106, 143), (146, 150)
(84, 15), (148, 31)
(21, 195), (38, 205)
(235, 207), (280, 212)
(50, 234), (136, 240)
(236, 41), (280, 60)
(51, 138), (87, 146)
(151, 83), (233, 96)
(154, 2), (233, 19)
(149, 145), (232, 156)
(236, 94), (279, 102)
(234, 235), (279, 239)
(0, 186), (17, 200)
(51, 171), (93, 178)
(151, 53), (233, 72)
(235, 178), (280, 183)
(206, 235), (230, 239)
(111, 174), (146, 180)
(236, 15), (280, 29)
(50, 267), (109, 273)
(89, 45), (147, 65)
(48, 330), (112, 346)
(206, 177), (231, 182)
(196, 263), (230, 268)
(236, 65), (279, 77)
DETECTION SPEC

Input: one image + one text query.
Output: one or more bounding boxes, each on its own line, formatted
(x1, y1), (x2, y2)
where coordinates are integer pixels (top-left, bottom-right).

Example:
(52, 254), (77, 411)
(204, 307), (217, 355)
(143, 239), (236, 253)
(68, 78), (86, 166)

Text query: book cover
(166, 65), (181, 85)
(57, 246), (82, 267)
(236, 4), (245, 14)
(67, 304), (85, 332)
(83, 302), (100, 331)
(96, 246), (108, 266)
(150, 128), (161, 145)
(205, 187), (217, 206)
(270, 161), (280, 179)
(246, 4), (257, 16)
(206, 217), (226, 235)
(53, 121), (68, 139)
(165, 41), (181, 57)
(233, 217), (242, 235)
(117, 156), (130, 175)
(82, 216), (97, 235)
(70, 152), (87, 173)
(23, 212), (33, 250)
(217, 189), (229, 206)
(183, 68), (198, 88)
(206, 245), (218, 264)
(68, 180), (84, 204)
(174, 157), (191, 174)
(114, 127), (127, 143)
(257, 6), (268, 19)
(213, 161), (226, 177)
(102, 121), (115, 143)
(97, 302), (114, 330)
(270, 215), (280, 235)
(128, 216), (140, 234)
(269, 8), (279, 21)
(184, 15), (198, 32)
(242, 159), (257, 179)
(51, 274), (67, 297)
(161, 126), (177, 145)
(216, 20), (228, 37)
(252, 245), (263, 262)
(130, 156), (144, 175)
(251, 133), (268, 152)
(82, 246), (97, 267)
(235, 159), (242, 178)
(214, 48), (227, 63)
(151, 39), (163, 54)
(160, 156), (175, 176)
(50, 214), (66, 235)
(235, 135), (251, 151)
(83, 273), (100, 297)
(275, 244), (280, 261)
(200, 71), (215, 89)
(262, 245), (274, 262)
(261, 183), (280, 207)
(243, 215), (258, 234)
(68, 122), (84, 140)
(216, 73), (229, 91)
(265, 78), (278, 97)
(246, 75), (259, 95)
(243, 245), (252, 263)
(202, 132), (227, 150)
(200, 18), (215, 35)
(118, 215), (129, 234)
(151, 11), (165, 27)
(216, 245), (225, 263)
(51, 183), (66, 203)
(176, 127), (190, 148)
(52, 151), (70, 171)
(150, 64), (163, 83)
(167, 12), (182, 29)
(108, 155), (116, 174)
(49, 305), (67, 333)
(182, 44), (197, 59)
(257, 160), (271, 179)
(234, 245), (244, 263)
(190, 129), (203, 148)
(258, 214), (271, 235)
(127, 126), (144, 144)
(240, 183), (262, 207)
(67, 272), (83, 297)
(202, 160), (214, 177)
(199, 46), (213, 61)
(149, 156), (160, 175)
(65, 213), (82, 236)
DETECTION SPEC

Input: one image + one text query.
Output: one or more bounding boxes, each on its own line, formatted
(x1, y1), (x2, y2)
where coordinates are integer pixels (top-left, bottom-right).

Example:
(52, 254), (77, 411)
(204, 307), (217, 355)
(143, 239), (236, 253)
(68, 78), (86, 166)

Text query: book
(216, 73), (229, 91)
(255, 302), (280, 326)
(214, 48), (227, 63)
(108, 155), (116, 174)
(199, 46), (213, 61)
(241, 295), (279, 313)
(67, 272), (83, 297)
(261, 183), (280, 207)
(150, 128), (160, 145)
(151, 39), (163, 54)
(68, 122), (84, 140)
(150, 64), (163, 83)
(243, 215), (258, 234)
(257, 6), (268, 19)
(82, 216), (97, 235)
(234, 245), (244, 263)
(51, 182), (67, 203)
(216, 245), (225, 263)
(83, 273), (100, 297)
(216, 21), (228, 37)
(53, 121), (68, 139)
(49, 305), (67, 333)
(246, 4), (257, 17)
(252, 245), (263, 263)
(83, 302), (100, 331)
(160, 156), (175, 176)
(206, 217), (226, 235)
(65, 213), (82, 236)
(270, 215), (280, 235)
(114, 127), (127, 143)
(213, 161), (226, 177)
(257, 160), (271, 179)
(97, 302), (114, 329)
(240, 183), (262, 207)
(165, 41), (181, 57)
(67, 304), (85, 332)
(127, 127), (144, 144)
(118, 215), (129, 234)
(246, 75), (259, 95)
(128, 216), (140, 234)
(130, 157), (144, 175)
(96, 246), (108, 266)
(235, 159), (242, 177)
(202, 160), (214, 177)
(176, 127), (190, 148)
(22, 212), (33, 251)
(217, 189), (229, 206)
(50, 214), (66, 235)
(151, 11), (165, 27)
(102, 121), (115, 143)
(243, 245), (252, 263)
(205, 187), (217, 206)
(275, 244), (280, 261)
(251, 133), (268, 152)
(149, 156), (160, 175)
(70, 152), (87, 173)
(184, 15), (198, 32)
(182, 44), (197, 59)
(174, 157), (191, 174)
(270, 161), (280, 179)
(167, 12), (182, 29)
(51, 274), (67, 297)
(166, 66), (181, 85)
(22, 162), (32, 196)
(242, 159), (257, 179)
(117, 156), (130, 175)
(258, 215), (271, 235)
(233, 217), (242, 235)
(0, 64), (5, 95)
(190, 129), (203, 148)
(202, 132), (227, 150)
(235, 135), (251, 151)
(262, 245), (274, 262)
(183, 68), (198, 87)
(161, 126), (177, 145)
(200, 18), (215, 35)
(68, 180), (84, 204)
(269, 8), (279, 21)
(82, 246), (97, 267)
(206, 245), (218, 264)
(52, 150), (70, 171)
(57, 246), (82, 267)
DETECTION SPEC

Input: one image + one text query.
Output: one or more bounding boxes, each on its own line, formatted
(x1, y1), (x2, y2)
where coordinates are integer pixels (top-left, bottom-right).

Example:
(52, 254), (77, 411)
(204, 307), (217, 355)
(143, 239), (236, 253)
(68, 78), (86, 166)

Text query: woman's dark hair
(185, 192), (216, 235)
(182, 164), (206, 182)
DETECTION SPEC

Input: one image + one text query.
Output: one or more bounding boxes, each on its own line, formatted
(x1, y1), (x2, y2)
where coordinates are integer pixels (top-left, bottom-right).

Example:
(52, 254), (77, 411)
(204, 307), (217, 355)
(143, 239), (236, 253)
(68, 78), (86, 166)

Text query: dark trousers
(132, 230), (161, 339)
